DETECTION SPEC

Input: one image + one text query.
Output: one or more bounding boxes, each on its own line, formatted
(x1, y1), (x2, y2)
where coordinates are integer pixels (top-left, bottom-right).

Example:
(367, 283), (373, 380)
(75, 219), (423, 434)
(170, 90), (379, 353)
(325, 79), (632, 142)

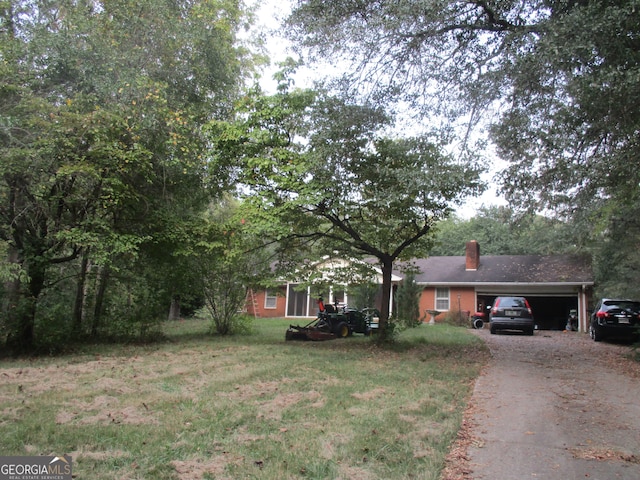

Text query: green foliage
(430, 206), (581, 256)
(102, 281), (166, 341)
(348, 281), (379, 310)
(590, 200), (640, 299)
(0, 0), (256, 351)
(395, 271), (422, 328)
(288, 1), (640, 206)
(196, 196), (272, 336)
(211, 79), (485, 340)
(492, 1), (640, 216)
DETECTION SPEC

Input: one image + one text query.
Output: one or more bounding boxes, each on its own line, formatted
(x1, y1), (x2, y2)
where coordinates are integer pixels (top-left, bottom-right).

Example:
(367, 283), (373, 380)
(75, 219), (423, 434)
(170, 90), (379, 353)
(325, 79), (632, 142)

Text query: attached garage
(476, 290), (586, 331)
(412, 241), (594, 333)
(527, 295), (578, 331)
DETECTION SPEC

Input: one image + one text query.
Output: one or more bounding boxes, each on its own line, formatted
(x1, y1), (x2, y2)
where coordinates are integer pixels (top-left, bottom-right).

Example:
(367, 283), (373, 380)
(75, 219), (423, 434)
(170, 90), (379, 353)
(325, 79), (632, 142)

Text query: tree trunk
(2, 245), (22, 348)
(6, 254), (46, 352)
(378, 256), (394, 341)
(91, 265), (110, 337)
(168, 295), (181, 321)
(72, 250), (90, 335)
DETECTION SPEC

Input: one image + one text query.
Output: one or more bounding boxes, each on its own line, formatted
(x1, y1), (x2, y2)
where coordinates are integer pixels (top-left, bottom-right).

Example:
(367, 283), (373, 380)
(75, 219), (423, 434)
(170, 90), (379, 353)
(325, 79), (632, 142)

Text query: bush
(374, 316), (402, 344)
(396, 272), (422, 328)
(442, 309), (471, 327)
(348, 282), (379, 310)
(196, 308), (254, 336)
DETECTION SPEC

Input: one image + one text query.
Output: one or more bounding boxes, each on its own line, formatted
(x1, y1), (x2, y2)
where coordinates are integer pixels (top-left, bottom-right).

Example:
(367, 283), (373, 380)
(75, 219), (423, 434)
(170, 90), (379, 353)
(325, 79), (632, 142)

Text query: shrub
(442, 309), (471, 327)
(196, 308), (254, 336)
(396, 271), (422, 328)
(348, 281), (379, 310)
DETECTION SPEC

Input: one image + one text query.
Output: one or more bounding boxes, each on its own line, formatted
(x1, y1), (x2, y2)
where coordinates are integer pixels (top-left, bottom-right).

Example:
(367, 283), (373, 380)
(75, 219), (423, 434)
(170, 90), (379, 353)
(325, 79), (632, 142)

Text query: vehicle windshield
(499, 297), (528, 308)
(603, 300), (640, 312)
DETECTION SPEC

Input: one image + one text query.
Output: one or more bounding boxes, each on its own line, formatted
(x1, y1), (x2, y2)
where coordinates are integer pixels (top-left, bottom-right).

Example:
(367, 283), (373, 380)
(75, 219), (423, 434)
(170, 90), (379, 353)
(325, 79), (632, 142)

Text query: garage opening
(477, 295), (578, 331)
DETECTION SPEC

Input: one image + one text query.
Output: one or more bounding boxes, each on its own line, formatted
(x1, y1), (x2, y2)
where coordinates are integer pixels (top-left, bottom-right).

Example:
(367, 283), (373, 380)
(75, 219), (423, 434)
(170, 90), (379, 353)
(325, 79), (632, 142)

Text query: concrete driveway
(453, 329), (640, 479)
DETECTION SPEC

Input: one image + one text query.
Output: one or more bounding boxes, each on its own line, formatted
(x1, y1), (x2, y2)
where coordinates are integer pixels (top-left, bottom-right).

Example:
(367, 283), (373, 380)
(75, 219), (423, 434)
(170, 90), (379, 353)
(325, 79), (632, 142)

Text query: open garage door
(477, 294), (579, 330)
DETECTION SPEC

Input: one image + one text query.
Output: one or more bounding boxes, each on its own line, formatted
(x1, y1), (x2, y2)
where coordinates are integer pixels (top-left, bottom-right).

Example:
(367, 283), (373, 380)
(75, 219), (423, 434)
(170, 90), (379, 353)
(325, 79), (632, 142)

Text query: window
(435, 287), (450, 311)
(264, 290), (277, 309)
(286, 284), (309, 317)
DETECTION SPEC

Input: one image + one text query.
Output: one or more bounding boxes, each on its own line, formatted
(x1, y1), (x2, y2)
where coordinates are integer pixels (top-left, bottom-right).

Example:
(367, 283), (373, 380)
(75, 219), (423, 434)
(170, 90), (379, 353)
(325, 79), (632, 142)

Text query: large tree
(430, 206), (581, 256)
(0, 0), (255, 351)
(286, 0), (640, 297)
(212, 84), (484, 338)
(286, 0), (639, 209)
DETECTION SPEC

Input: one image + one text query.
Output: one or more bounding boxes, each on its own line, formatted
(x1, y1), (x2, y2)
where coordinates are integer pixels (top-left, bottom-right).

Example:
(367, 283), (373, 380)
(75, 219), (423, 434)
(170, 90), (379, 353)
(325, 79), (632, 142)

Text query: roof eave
(417, 281), (595, 287)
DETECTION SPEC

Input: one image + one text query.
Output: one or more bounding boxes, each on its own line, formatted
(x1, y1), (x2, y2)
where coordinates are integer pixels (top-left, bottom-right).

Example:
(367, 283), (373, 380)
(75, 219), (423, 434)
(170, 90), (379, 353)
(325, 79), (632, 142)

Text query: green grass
(0, 318), (488, 479)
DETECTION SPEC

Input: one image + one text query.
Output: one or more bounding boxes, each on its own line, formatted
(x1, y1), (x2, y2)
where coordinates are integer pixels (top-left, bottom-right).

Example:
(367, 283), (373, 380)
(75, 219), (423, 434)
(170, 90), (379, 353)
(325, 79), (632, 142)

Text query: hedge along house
(246, 257), (403, 319)
(413, 241), (595, 332)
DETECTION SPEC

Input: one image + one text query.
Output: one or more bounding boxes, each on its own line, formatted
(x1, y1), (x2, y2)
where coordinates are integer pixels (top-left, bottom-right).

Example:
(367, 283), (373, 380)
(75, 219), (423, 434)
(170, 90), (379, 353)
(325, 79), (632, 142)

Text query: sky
(250, 0), (507, 218)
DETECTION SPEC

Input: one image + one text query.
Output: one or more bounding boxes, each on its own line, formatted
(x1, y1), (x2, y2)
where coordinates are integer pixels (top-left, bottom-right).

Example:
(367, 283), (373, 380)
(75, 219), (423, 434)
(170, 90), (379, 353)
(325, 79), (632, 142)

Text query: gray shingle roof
(408, 255), (594, 285)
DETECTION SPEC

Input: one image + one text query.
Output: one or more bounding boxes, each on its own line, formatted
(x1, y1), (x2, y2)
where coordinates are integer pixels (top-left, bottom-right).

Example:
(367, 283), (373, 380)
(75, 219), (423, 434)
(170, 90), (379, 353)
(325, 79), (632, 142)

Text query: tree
(0, 0), (255, 351)
(585, 199), (640, 299)
(430, 206), (580, 256)
(347, 281), (379, 311)
(213, 84), (485, 340)
(194, 195), (274, 335)
(287, 1), (640, 193)
(396, 271), (422, 327)
(287, 1), (640, 298)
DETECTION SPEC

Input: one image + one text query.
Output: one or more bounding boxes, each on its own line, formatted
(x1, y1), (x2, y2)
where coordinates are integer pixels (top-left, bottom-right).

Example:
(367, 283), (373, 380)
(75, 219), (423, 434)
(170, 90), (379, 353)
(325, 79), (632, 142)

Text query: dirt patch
(257, 390), (323, 420)
(171, 455), (242, 480)
(56, 395), (159, 426)
(351, 387), (387, 400)
(337, 465), (374, 480)
(68, 449), (130, 461)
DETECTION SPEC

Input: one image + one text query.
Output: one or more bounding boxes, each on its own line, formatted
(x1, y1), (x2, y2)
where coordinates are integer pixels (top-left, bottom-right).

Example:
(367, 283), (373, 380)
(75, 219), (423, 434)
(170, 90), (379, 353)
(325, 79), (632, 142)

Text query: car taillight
(492, 298), (500, 314)
(596, 311), (609, 319)
(524, 299), (532, 314)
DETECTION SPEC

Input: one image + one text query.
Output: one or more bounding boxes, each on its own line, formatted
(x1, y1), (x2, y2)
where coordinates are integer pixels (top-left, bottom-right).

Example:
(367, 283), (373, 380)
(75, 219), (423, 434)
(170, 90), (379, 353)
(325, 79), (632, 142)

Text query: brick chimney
(466, 240), (480, 271)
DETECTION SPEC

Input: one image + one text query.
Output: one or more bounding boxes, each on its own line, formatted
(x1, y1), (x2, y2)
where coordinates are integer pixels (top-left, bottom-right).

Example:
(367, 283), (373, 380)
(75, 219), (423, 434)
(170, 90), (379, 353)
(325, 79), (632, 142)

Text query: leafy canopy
(287, 0), (640, 214)
(211, 80), (485, 336)
(287, 0), (640, 300)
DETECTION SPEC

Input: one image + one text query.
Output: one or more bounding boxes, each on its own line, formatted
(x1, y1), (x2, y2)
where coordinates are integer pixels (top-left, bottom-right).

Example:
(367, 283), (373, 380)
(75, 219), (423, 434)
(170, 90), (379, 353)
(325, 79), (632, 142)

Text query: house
(247, 241), (594, 332)
(246, 257), (402, 319)
(413, 240), (594, 332)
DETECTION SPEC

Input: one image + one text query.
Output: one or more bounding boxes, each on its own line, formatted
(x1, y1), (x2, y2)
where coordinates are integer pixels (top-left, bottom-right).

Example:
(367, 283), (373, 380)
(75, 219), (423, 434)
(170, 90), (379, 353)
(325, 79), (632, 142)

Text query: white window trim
(435, 287), (450, 311)
(264, 290), (277, 309)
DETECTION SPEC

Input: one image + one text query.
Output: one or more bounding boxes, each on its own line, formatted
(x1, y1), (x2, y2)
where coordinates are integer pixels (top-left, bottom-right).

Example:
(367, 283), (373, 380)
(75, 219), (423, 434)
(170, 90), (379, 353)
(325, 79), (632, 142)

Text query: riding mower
(285, 300), (378, 341)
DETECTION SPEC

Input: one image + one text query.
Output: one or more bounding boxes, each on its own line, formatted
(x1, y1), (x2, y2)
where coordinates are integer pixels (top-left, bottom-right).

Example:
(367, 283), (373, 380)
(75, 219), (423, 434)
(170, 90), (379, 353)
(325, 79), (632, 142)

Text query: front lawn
(0, 318), (488, 479)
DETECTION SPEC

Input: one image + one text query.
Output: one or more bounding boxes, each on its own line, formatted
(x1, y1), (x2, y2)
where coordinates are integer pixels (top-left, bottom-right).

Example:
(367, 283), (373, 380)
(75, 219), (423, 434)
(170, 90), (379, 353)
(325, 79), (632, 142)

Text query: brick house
(413, 240), (594, 332)
(248, 241), (594, 332)
(245, 257), (402, 319)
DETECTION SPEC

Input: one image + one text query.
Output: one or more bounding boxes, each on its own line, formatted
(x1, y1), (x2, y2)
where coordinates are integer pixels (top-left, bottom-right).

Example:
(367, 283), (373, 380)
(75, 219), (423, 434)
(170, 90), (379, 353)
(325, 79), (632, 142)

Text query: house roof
(409, 254), (594, 286)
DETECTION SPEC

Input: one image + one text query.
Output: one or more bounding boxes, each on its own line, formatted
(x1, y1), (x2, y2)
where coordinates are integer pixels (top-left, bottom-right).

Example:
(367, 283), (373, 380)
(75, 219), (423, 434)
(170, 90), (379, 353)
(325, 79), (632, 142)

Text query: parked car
(489, 296), (535, 335)
(589, 299), (640, 342)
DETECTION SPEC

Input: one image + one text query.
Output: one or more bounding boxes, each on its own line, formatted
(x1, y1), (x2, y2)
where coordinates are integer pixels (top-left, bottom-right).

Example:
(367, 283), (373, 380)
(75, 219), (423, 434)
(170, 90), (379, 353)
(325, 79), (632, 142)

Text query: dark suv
(489, 296), (535, 335)
(589, 299), (640, 342)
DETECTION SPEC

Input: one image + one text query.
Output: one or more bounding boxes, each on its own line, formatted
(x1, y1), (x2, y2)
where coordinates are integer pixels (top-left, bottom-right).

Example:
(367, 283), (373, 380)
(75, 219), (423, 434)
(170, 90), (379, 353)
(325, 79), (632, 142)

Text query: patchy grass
(0, 319), (488, 480)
